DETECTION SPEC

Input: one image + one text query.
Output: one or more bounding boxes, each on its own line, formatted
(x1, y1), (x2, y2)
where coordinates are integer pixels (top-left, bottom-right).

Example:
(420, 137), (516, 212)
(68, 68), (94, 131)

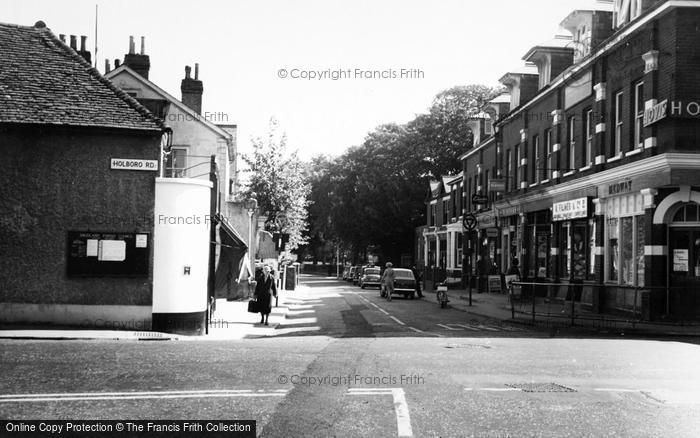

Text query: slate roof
(0, 21), (165, 132)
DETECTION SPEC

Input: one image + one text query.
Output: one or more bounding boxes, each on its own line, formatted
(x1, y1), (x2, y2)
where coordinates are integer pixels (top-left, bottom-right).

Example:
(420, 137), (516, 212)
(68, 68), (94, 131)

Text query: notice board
(67, 231), (149, 277)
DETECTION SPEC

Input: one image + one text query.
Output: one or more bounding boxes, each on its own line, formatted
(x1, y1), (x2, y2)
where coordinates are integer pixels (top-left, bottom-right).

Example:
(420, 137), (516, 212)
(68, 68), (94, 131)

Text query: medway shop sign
(110, 158), (159, 171)
(552, 197), (589, 221)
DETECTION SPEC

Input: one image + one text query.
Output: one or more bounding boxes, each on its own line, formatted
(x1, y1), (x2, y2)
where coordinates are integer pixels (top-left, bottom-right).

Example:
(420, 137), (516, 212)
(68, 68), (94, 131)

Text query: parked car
(360, 267), (381, 289)
(341, 266), (351, 281)
(347, 266), (356, 282)
(352, 265), (363, 285)
(382, 268), (416, 299)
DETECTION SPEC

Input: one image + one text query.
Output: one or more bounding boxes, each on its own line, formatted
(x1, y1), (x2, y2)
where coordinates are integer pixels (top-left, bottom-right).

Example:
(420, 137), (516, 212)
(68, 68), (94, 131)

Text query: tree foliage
(242, 118), (310, 251)
(302, 84), (502, 263)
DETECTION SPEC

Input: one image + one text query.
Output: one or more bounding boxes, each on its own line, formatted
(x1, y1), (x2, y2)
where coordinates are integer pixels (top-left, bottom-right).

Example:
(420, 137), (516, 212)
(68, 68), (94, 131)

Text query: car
(347, 266), (356, 282)
(359, 266), (381, 289)
(381, 268), (417, 299)
(341, 266), (351, 280)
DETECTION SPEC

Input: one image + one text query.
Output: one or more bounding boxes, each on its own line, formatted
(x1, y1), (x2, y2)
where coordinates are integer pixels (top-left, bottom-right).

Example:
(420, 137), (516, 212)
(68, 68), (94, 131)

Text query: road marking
(464, 387), (521, 392)
(0, 389), (288, 403)
(477, 325), (500, 332)
(348, 388), (413, 437)
(378, 309), (390, 315)
(452, 324), (480, 331)
(389, 316), (406, 326)
(437, 324), (462, 331)
(408, 327), (424, 333)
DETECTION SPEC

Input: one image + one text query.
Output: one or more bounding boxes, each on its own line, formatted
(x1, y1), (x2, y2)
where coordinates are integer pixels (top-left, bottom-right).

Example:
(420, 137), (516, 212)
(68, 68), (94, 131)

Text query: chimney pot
(80, 35), (87, 51)
(195, 63), (199, 80)
(59, 34), (66, 43)
(185, 65), (191, 79)
(129, 36), (135, 54)
(69, 35), (77, 50)
(115, 58), (121, 68)
(140, 36), (145, 55)
(105, 59), (111, 73)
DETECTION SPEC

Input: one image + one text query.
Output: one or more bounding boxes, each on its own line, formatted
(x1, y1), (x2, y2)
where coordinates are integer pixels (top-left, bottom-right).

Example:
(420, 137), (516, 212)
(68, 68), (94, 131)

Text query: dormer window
(614, 0), (643, 28)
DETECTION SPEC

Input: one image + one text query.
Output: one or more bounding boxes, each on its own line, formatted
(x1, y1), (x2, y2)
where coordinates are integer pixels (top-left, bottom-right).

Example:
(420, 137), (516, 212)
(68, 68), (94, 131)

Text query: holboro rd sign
(110, 158), (159, 171)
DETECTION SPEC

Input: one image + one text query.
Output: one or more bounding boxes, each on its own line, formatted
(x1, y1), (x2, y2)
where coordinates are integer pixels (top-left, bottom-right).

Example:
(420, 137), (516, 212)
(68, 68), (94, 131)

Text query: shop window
(561, 222), (571, 277)
(605, 194), (646, 286)
(608, 217), (619, 282)
(589, 219), (596, 276)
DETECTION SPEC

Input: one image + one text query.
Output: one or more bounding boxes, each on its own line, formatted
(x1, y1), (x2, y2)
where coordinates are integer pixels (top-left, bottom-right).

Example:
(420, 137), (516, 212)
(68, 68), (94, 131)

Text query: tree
(242, 118), (310, 251)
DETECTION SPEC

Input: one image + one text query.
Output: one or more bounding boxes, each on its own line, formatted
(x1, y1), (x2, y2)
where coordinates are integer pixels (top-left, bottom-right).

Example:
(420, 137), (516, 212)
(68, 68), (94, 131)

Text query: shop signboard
(487, 275), (502, 293)
(552, 197), (588, 221)
(643, 99), (667, 127)
(486, 228), (499, 238)
(488, 179), (506, 193)
(673, 249), (689, 272)
(477, 214), (497, 229)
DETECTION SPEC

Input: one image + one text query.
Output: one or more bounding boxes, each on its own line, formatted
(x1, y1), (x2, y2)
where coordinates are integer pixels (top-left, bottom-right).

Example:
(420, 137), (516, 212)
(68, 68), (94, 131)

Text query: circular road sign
(463, 213), (477, 230)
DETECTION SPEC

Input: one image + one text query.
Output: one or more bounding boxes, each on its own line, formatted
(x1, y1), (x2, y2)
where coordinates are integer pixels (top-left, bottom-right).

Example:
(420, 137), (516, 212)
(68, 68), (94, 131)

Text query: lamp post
(245, 199), (258, 283)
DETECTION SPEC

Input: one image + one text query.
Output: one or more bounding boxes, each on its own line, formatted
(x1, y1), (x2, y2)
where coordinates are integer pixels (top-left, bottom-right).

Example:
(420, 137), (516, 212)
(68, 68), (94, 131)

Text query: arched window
(672, 203), (700, 223)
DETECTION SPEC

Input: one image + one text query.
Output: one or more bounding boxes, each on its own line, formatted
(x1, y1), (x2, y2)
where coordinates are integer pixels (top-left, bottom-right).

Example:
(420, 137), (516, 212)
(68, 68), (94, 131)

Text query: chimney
(77, 35), (91, 64)
(59, 34), (66, 43)
(181, 63), (203, 115)
(123, 35), (150, 79)
(114, 58), (121, 68)
(105, 59), (111, 74)
(69, 35), (77, 50)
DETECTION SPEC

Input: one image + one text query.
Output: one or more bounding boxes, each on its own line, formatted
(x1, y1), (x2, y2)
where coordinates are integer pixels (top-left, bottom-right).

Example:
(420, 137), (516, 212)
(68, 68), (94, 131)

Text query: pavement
(1, 275), (699, 340)
(424, 282), (700, 337)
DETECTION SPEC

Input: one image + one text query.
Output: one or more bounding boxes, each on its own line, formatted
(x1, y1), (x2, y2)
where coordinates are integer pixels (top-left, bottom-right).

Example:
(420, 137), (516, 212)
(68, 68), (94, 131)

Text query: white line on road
(378, 309), (390, 315)
(452, 324), (480, 331)
(437, 324), (462, 331)
(389, 316), (406, 326)
(0, 389), (288, 403)
(408, 327), (424, 333)
(348, 388), (413, 437)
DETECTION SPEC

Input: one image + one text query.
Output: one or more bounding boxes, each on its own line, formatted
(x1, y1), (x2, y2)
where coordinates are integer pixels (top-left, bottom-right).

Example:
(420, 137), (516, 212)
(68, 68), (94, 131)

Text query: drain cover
(505, 383), (576, 392)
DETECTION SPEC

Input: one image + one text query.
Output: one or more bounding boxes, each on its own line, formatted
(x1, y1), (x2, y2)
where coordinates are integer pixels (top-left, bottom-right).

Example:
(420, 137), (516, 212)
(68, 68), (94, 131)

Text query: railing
(164, 154), (215, 180)
(508, 281), (700, 328)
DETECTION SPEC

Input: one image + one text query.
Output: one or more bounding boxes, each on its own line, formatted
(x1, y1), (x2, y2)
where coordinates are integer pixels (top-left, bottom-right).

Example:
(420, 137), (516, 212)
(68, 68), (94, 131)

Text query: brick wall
(0, 125), (160, 305)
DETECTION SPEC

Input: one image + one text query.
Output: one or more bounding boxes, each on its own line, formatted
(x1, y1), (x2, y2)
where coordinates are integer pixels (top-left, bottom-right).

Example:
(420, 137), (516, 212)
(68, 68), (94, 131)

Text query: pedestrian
(253, 264), (277, 325)
(411, 265), (424, 298)
(380, 262), (396, 301)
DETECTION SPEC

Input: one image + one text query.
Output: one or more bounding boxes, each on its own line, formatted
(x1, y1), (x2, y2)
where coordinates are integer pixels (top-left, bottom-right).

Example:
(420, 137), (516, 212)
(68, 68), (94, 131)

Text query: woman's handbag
(247, 299), (259, 313)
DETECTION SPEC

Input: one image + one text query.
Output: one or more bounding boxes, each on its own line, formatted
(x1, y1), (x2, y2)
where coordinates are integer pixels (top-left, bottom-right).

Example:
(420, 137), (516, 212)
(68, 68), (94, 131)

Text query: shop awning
(213, 213), (248, 299)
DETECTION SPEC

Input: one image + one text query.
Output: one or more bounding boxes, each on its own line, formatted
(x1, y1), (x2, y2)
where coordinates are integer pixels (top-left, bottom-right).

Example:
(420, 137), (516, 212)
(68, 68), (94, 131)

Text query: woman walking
(254, 265), (277, 325)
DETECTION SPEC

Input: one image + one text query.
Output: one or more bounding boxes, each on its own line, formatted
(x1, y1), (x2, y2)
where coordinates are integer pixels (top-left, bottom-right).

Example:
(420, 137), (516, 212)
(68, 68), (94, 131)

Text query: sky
(5, 0), (604, 160)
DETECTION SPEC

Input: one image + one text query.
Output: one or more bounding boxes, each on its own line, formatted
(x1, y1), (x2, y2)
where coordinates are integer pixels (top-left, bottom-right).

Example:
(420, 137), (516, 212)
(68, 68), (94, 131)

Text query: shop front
(476, 211), (499, 291)
(551, 197), (596, 303)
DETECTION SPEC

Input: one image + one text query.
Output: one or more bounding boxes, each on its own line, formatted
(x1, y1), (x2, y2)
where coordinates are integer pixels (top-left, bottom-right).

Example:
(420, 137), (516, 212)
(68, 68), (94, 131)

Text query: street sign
(463, 213), (477, 230)
(472, 194), (488, 205)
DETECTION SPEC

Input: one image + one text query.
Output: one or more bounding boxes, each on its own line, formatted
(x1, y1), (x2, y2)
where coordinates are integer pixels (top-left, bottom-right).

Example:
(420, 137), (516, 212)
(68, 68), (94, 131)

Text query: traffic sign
(463, 213), (477, 230)
(471, 194), (489, 205)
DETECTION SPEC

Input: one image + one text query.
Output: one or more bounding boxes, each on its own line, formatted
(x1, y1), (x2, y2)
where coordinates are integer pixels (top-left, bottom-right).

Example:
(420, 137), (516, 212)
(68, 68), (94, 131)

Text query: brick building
(423, 0), (700, 319)
(0, 21), (167, 327)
